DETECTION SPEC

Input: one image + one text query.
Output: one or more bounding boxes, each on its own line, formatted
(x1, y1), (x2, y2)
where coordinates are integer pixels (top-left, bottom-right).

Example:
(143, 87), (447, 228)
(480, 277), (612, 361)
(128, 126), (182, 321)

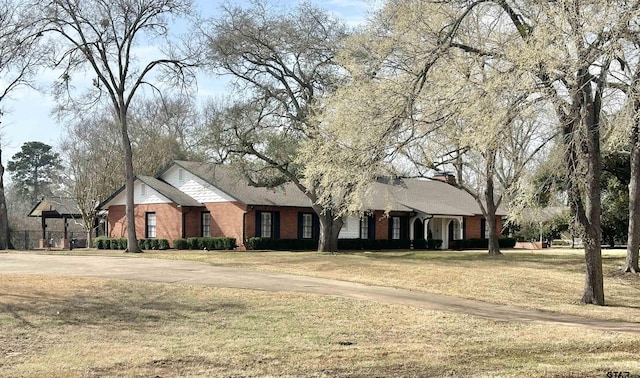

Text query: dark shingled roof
(137, 176), (202, 207)
(173, 161), (314, 207)
(172, 161), (503, 216)
(371, 178), (507, 216)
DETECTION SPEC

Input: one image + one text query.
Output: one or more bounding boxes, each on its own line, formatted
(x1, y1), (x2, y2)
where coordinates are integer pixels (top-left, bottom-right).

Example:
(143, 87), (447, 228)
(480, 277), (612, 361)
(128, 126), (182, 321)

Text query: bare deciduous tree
(202, 1), (350, 252)
(448, 0), (640, 304)
(0, 0), (43, 249)
(37, 0), (198, 252)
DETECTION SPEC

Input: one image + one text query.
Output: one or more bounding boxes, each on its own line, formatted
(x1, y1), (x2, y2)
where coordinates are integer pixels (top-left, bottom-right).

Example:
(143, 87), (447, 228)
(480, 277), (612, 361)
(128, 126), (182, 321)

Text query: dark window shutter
(312, 213), (320, 240)
(401, 217), (410, 240)
(462, 218), (466, 239)
(368, 215), (376, 240)
(481, 218), (486, 240)
(255, 211), (262, 237)
(388, 217), (393, 240)
(273, 211), (280, 239)
(297, 212), (303, 239)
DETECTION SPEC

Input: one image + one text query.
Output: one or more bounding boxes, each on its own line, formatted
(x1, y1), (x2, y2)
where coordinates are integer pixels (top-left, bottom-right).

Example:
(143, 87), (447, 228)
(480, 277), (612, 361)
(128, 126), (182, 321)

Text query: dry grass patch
(108, 248), (640, 323)
(1, 274), (639, 377)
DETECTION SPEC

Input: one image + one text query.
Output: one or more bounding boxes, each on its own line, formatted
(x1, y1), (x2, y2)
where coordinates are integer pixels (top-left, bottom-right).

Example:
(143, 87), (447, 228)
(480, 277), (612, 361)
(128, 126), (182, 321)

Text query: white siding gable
(108, 180), (172, 206)
(338, 216), (361, 239)
(160, 165), (235, 203)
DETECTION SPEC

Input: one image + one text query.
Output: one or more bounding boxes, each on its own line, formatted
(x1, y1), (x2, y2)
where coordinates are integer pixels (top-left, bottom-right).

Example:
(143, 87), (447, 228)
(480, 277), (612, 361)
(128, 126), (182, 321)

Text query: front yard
(136, 248), (640, 323)
(1, 248), (639, 377)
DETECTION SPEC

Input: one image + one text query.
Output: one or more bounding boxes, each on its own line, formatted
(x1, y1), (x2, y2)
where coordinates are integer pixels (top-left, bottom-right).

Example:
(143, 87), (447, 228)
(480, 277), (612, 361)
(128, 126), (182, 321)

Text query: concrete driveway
(0, 252), (638, 334)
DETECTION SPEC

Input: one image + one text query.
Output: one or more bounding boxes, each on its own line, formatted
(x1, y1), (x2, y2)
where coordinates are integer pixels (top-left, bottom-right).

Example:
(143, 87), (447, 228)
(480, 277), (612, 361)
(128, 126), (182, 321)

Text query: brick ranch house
(98, 160), (505, 249)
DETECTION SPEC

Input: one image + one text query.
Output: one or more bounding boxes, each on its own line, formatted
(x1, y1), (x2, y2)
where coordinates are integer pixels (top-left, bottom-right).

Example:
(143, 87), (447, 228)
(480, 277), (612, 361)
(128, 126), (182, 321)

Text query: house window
(141, 183), (147, 196)
(261, 212), (272, 238)
(178, 168), (185, 183)
(481, 218), (490, 239)
(201, 211), (211, 237)
(391, 217), (401, 239)
(450, 219), (460, 241)
(302, 213), (313, 239)
(360, 218), (369, 239)
(145, 212), (156, 238)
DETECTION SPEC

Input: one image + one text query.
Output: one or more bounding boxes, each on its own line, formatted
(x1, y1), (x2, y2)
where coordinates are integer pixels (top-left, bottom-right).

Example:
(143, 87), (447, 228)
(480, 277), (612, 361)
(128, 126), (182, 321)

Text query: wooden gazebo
(28, 197), (82, 249)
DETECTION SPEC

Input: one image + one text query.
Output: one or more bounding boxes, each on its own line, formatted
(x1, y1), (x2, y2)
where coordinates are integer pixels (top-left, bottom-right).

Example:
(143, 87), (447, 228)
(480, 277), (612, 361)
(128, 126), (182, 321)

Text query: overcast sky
(1, 0), (375, 169)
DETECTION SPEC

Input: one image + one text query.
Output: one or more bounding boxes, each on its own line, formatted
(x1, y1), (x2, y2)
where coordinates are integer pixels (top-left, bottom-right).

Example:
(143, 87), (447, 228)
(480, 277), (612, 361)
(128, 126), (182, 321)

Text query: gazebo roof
(28, 197), (82, 218)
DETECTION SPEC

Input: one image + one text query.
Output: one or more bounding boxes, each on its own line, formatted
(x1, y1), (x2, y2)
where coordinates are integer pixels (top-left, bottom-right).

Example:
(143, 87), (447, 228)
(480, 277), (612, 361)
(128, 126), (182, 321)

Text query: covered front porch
(409, 213), (464, 250)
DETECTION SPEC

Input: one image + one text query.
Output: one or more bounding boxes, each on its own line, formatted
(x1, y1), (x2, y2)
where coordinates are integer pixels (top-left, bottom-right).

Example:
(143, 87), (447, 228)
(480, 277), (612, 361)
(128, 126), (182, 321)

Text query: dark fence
(10, 230), (88, 250)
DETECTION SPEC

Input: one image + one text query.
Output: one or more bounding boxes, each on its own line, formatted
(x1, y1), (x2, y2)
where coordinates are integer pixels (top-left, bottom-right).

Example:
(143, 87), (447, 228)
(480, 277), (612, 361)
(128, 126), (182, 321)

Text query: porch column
(458, 216), (464, 240)
(424, 218), (430, 240)
(442, 218), (449, 250)
(40, 215), (47, 248)
(409, 215), (420, 241)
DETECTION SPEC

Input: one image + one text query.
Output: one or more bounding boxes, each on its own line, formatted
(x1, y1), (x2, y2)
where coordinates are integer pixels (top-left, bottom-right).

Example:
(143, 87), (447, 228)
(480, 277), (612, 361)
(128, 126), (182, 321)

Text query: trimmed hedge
(93, 237), (127, 250)
(412, 239), (443, 250)
(337, 238), (413, 250)
(247, 238), (318, 251)
(173, 238), (189, 250)
(338, 239), (413, 250)
(172, 237), (236, 250)
(137, 238), (170, 250)
(246, 238), (417, 251)
(454, 237), (517, 250)
(93, 237), (170, 250)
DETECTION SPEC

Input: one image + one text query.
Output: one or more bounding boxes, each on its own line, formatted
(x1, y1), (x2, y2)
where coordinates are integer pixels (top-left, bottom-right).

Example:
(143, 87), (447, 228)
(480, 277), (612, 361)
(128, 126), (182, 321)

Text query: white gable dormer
(160, 164), (235, 203)
(108, 180), (172, 206)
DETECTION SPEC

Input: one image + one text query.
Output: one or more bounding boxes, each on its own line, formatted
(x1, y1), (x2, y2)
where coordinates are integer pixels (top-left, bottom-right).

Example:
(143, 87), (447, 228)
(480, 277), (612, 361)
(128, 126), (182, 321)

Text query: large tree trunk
(625, 120), (640, 273)
(0, 153), (12, 250)
(484, 150), (502, 256)
(565, 70), (605, 305)
(485, 212), (501, 256)
(317, 210), (343, 253)
(120, 111), (140, 253)
(582, 76), (605, 305)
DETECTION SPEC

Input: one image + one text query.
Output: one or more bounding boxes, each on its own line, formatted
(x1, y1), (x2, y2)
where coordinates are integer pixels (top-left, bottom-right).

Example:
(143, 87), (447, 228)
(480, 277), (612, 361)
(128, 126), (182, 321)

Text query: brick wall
(183, 208), (202, 238)
(205, 202), (247, 243)
(108, 203), (183, 244)
(244, 206), (314, 240)
(464, 215), (503, 239)
(464, 215), (482, 239)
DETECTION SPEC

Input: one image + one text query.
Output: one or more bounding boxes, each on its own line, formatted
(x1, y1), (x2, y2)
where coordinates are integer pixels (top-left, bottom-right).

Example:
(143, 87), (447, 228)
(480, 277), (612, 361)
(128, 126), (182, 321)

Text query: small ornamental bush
(108, 238), (125, 250)
(427, 239), (443, 250)
(157, 239), (170, 250)
(187, 237), (202, 250)
(173, 238), (189, 250)
(148, 238), (160, 250)
(137, 239), (148, 250)
(93, 237), (108, 249)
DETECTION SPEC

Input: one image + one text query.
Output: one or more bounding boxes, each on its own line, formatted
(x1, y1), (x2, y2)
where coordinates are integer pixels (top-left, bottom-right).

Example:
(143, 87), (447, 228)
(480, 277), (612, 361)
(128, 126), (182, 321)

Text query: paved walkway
(0, 253), (638, 334)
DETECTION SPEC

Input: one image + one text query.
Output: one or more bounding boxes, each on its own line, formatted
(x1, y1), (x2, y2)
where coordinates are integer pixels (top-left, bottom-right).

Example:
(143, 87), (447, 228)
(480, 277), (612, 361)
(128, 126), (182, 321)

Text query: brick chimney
(432, 172), (457, 185)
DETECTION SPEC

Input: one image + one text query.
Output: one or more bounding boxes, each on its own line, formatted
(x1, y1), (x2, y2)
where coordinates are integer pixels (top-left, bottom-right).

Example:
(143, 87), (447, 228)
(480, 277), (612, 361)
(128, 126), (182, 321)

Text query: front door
(414, 219), (424, 240)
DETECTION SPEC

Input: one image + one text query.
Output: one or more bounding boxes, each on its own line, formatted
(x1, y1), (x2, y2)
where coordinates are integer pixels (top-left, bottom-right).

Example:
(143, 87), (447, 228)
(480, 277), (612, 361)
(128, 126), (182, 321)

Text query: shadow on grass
(0, 284), (247, 331)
